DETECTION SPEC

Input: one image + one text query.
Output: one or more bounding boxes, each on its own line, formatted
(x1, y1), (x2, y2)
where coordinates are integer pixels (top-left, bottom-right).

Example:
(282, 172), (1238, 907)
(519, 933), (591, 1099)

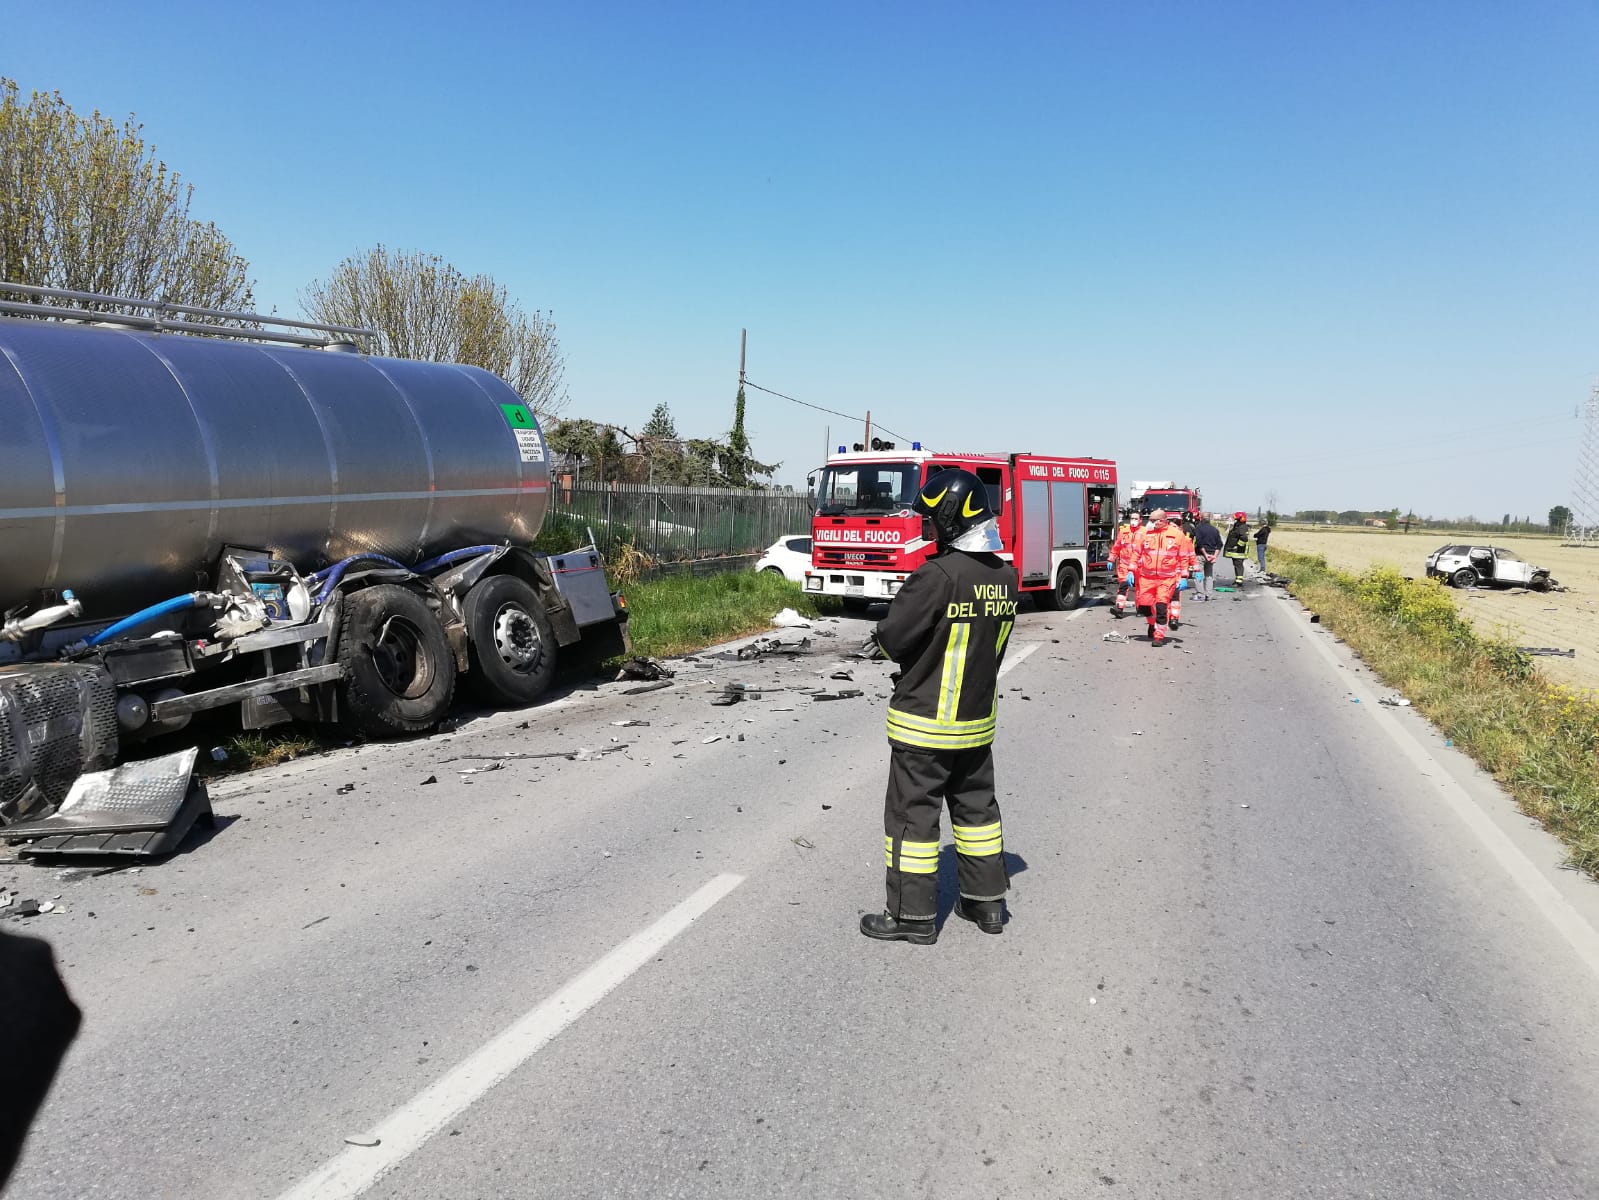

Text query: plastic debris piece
(1377, 695), (1412, 707)
(420, 775), (438, 785)
(344, 1136), (382, 1148)
(791, 836), (816, 850)
(38, 900), (55, 913)
(830, 670), (854, 681)
(812, 689), (863, 701)
(616, 657), (674, 682)
(1102, 632), (1128, 643)
(457, 762), (506, 775)
(336, 783), (356, 794)
(623, 680), (673, 696)
(209, 747), (229, 763)
(771, 608), (813, 628)
(703, 735), (723, 745)
(612, 719), (652, 727)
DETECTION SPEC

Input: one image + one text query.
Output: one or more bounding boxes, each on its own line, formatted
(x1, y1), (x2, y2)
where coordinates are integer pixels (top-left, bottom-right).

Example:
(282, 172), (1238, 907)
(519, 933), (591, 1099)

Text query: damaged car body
(1424, 544), (1556, 591)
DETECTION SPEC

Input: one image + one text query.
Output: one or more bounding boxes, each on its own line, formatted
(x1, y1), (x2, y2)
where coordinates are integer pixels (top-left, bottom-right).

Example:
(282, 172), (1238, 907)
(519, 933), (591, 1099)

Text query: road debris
(702, 735), (723, 745)
(209, 747), (229, 763)
(442, 745), (631, 764)
(791, 836), (816, 850)
(1102, 632), (1128, 643)
(771, 608), (812, 629)
(1518, 646), (1576, 658)
(830, 670), (854, 681)
(456, 762), (506, 775)
(811, 689), (863, 701)
(343, 1136), (382, 1148)
(616, 657), (674, 682)
(622, 680), (673, 695)
(1378, 695), (1413, 707)
(731, 636), (812, 660)
(611, 719), (652, 727)
(336, 783), (356, 794)
(420, 775), (437, 785)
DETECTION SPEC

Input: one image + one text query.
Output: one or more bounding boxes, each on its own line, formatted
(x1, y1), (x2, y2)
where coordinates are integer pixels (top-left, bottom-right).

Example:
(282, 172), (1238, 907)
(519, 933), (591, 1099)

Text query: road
(5, 581), (1599, 1199)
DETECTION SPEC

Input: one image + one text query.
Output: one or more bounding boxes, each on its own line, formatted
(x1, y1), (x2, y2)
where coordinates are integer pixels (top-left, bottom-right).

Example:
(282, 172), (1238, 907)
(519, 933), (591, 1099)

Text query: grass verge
(621, 569), (843, 659)
(1270, 548), (1599, 879)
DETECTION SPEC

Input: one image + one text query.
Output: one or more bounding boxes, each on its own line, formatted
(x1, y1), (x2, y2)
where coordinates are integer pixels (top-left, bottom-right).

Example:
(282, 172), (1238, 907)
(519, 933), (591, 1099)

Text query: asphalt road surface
(6, 578), (1599, 1199)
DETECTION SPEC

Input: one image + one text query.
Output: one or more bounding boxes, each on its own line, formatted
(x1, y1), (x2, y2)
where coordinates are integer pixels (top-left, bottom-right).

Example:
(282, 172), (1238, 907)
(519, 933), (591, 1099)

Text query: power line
(743, 379), (915, 445)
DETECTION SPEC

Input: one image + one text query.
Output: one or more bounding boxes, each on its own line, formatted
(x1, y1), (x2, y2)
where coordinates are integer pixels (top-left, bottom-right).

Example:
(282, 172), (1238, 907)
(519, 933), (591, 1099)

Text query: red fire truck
(1128, 480), (1204, 525)
(806, 444), (1118, 610)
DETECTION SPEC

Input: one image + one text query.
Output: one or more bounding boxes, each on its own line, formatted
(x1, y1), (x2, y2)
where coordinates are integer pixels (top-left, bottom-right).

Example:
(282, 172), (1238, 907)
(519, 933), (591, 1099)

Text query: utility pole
(739, 328), (746, 393)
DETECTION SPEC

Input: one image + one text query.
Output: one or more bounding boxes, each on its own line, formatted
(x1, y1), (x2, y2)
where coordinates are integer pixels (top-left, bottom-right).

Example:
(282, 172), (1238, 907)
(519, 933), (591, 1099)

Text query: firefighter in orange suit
(1108, 512), (1142, 618)
(1133, 508), (1189, 647)
(861, 469), (1018, 944)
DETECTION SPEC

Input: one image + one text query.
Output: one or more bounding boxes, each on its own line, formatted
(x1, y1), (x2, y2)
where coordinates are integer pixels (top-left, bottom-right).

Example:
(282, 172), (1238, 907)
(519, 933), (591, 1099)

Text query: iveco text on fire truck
(807, 442), (1118, 610)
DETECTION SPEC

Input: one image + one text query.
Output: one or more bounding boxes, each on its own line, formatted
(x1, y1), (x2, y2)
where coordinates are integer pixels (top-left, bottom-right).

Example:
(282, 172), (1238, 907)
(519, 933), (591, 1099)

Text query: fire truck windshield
(1139, 491), (1191, 513)
(814, 462), (921, 516)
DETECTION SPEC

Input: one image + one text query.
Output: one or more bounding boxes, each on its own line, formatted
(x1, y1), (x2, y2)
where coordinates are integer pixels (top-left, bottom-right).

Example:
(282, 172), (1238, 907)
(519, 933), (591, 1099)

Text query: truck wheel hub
(493, 606), (542, 670)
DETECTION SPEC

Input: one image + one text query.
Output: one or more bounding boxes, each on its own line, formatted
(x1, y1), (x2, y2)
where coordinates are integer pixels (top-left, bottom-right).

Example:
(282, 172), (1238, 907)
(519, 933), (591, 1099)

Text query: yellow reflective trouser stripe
(938, 623), (969, 724)
(884, 835), (939, 873)
(995, 620), (1013, 655)
(952, 821), (1002, 857)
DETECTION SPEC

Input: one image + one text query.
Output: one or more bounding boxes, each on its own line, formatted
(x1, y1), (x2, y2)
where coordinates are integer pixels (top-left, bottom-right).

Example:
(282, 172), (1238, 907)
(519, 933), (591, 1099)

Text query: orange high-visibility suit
(1168, 526), (1197, 627)
(1133, 521), (1190, 644)
(1109, 522), (1142, 615)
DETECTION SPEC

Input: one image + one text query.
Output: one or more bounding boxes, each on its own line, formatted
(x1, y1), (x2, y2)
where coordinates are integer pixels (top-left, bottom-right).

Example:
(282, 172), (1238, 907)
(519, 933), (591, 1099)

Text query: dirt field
(1271, 526), (1599, 693)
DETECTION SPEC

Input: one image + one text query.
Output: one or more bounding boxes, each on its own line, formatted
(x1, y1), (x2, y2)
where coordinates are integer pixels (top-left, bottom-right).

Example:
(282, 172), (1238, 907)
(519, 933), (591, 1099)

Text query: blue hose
(84, 592), (207, 648)
(415, 545), (499, 574)
(316, 554), (413, 601)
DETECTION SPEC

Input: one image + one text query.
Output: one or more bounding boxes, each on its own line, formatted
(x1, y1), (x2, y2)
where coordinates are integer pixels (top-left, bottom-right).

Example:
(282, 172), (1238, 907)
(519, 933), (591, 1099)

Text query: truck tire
(1038, 565), (1082, 612)
(1530, 575), (1551, 593)
(1450, 567), (1477, 588)
(336, 584), (456, 737)
(464, 574), (556, 706)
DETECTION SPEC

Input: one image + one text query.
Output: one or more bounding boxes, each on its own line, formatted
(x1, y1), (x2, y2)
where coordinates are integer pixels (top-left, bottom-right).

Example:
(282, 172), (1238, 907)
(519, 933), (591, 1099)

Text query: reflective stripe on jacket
(875, 549), (1019, 751)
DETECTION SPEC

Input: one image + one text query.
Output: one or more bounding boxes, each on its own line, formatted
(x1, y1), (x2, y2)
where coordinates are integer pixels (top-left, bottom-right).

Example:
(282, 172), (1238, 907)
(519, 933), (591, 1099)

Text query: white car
(755, 535), (812, 584)
(1424, 544), (1555, 591)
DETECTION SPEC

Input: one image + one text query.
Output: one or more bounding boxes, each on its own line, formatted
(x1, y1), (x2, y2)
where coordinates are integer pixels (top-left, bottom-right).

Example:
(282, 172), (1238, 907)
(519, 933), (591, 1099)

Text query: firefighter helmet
(915, 469), (1001, 552)
(1233, 510), (1247, 521)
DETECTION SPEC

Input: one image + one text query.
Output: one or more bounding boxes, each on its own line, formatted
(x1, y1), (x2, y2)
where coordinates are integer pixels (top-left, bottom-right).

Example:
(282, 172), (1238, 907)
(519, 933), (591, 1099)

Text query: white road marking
(998, 643), (1039, 679)
(1274, 597), (1599, 985)
(275, 873), (746, 1200)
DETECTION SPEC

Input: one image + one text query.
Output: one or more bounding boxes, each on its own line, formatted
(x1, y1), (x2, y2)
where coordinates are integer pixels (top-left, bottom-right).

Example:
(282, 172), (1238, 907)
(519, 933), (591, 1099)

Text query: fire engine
(1128, 480), (1204, 525)
(806, 442), (1118, 610)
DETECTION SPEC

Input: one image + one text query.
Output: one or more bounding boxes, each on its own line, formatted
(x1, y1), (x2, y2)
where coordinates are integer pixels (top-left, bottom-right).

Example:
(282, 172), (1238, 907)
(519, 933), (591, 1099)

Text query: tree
(726, 384), (752, 488)
(547, 419), (628, 482)
(0, 79), (253, 314)
(1549, 505), (1572, 534)
(302, 245), (566, 419)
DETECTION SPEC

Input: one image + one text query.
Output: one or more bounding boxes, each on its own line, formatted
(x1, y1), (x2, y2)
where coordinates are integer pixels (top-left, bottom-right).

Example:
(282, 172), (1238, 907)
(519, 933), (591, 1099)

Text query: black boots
(859, 912), (938, 944)
(956, 898), (1005, 934)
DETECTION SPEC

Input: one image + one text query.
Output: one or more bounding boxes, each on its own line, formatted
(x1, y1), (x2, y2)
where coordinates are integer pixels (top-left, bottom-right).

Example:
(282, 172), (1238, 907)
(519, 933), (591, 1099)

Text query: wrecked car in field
(1425, 544), (1556, 591)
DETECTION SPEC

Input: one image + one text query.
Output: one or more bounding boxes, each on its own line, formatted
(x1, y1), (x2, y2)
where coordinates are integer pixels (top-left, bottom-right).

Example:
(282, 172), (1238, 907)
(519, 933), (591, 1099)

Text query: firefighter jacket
(1133, 523), (1191, 580)
(875, 549), (1019, 752)
(1223, 523), (1250, 559)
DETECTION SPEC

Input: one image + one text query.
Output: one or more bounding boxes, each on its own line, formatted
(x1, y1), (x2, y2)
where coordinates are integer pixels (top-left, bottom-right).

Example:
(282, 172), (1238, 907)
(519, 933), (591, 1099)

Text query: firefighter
(1223, 511), (1250, 586)
(861, 468), (1018, 944)
(1132, 508), (1189, 647)
(1108, 512), (1142, 618)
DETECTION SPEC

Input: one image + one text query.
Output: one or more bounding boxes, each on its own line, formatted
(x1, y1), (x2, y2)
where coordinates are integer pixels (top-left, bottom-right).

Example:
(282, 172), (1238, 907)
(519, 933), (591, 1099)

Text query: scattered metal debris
(1518, 646), (1576, 658)
(771, 608), (813, 629)
(611, 719), (652, 727)
(1378, 695), (1412, 707)
(791, 836), (816, 849)
(616, 657), (674, 682)
(830, 670), (854, 681)
(622, 680), (673, 696)
(456, 762), (506, 775)
(336, 783), (356, 794)
(1102, 632), (1128, 643)
(811, 689), (863, 701)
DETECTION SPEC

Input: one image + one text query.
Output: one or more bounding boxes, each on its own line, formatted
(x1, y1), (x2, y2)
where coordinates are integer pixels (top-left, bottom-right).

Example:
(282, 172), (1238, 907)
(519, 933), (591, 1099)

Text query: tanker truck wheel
(464, 574), (557, 706)
(336, 585), (456, 737)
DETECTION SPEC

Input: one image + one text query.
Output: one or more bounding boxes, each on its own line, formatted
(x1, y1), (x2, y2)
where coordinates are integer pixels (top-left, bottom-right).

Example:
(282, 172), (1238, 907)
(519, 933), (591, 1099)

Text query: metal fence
(546, 481), (813, 568)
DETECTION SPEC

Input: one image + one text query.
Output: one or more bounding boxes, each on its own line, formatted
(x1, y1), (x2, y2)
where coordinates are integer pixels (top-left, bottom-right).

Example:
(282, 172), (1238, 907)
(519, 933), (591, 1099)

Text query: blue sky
(7, 1), (1597, 518)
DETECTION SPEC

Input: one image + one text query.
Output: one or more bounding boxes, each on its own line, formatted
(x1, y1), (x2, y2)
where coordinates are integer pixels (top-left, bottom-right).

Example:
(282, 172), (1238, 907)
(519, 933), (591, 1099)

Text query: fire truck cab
(1128, 480), (1203, 527)
(807, 445), (1118, 611)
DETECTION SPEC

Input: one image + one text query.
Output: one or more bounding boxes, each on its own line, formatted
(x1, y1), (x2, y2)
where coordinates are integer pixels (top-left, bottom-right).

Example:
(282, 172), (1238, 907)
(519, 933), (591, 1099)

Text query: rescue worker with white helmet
(861, 468), (1018, 944)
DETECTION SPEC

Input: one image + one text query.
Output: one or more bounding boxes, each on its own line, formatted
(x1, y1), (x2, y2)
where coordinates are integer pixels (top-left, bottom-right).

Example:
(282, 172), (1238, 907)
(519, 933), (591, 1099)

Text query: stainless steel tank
(0, 318), (550, 618)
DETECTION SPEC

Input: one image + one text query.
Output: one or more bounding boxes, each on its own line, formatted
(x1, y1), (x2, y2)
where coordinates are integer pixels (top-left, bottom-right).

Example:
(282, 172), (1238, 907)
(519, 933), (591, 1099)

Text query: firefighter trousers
(883, 745), (1006, 921)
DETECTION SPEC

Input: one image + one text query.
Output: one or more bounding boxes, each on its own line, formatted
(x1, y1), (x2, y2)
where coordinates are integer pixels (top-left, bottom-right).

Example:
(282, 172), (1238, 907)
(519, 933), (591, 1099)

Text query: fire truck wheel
(465, 574), (557, 706)
(337, 584), (456, 737)
(1039, 565), (1083, 612)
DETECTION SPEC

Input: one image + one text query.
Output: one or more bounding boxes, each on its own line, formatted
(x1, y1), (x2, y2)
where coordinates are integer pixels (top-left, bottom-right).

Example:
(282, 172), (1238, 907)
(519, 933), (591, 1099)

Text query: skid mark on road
(275, 873), (745, 1200)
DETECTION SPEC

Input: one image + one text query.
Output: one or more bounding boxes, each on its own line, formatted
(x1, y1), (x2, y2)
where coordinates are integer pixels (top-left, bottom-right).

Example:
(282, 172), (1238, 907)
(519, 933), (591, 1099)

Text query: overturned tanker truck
(0, 285), (627, 826)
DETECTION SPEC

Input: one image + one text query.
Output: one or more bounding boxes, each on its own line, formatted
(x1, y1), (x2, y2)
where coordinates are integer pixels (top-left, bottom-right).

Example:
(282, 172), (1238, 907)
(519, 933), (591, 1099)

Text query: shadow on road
(935, 845), (1029, 929)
